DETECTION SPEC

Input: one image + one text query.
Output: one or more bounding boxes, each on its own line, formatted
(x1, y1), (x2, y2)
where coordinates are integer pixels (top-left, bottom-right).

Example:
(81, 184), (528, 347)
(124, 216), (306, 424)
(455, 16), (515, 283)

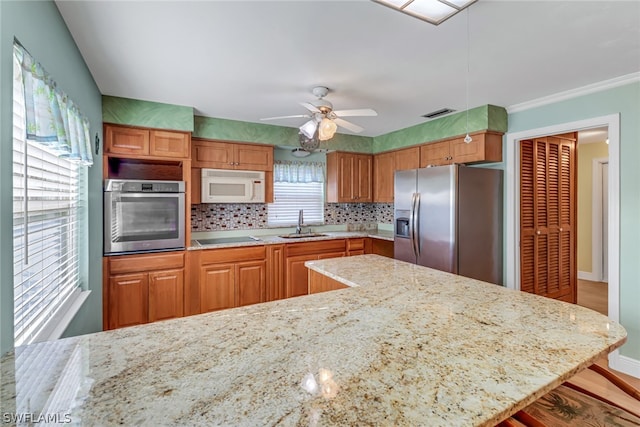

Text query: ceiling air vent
(422, 108), (456, 119)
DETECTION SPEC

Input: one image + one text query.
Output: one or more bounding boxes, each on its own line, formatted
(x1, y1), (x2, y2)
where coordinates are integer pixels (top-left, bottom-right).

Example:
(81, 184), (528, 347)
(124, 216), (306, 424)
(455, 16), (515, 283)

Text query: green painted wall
(0, 0), (103, 355)
(508, 82), (640, 362)
(103, 95), (194, 131)
(372, 104), (508, 153)
(101, 95), (507, 156)
(194, 115), (373, 153)
(577, 141), (609, 274)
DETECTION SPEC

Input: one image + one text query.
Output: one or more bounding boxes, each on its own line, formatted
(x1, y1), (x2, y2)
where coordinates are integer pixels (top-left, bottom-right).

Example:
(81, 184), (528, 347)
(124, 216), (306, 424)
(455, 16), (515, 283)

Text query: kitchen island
(0, 255), (626, 426)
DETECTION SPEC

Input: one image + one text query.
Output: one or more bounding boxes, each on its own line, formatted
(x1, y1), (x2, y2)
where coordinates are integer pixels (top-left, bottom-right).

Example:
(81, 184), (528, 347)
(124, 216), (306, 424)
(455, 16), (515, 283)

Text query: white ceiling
(54, 1), (640, 138)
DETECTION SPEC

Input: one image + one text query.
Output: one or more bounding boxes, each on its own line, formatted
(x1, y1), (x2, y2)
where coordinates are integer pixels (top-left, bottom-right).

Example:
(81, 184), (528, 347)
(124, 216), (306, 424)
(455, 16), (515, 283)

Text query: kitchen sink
(278, 233), (328, 239)
(196, 236), (261, 245)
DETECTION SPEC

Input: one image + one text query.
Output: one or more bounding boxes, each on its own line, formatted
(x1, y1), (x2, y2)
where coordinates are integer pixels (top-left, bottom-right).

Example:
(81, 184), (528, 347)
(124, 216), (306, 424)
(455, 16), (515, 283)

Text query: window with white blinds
(12, 53), (83, 346)
(267, 182), (325, 226)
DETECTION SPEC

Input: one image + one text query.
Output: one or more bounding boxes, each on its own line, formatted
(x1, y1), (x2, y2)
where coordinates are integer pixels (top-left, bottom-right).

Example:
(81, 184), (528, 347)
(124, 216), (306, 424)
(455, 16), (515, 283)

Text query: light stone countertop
(0, 255), (626, 426)
(189, 229), (394, 250)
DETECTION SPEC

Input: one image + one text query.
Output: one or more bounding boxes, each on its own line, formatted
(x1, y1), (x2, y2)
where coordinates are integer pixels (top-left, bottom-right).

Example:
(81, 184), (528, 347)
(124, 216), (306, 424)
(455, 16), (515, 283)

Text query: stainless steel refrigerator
(394, 164), (503, 285)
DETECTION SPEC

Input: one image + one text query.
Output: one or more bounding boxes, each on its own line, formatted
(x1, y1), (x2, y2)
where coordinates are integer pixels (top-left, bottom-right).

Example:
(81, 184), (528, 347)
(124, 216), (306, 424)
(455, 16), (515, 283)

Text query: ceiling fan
(260, 86), (377, 147)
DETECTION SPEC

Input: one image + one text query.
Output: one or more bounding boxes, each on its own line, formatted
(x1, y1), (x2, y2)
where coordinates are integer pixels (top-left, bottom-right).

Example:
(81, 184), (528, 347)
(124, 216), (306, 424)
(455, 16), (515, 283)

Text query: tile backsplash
(191, 203), (393, 231)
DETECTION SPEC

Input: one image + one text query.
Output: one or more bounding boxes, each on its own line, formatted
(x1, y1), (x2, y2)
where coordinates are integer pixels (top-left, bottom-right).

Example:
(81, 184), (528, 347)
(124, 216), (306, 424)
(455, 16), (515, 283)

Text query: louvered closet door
(520, 134), (576, 303)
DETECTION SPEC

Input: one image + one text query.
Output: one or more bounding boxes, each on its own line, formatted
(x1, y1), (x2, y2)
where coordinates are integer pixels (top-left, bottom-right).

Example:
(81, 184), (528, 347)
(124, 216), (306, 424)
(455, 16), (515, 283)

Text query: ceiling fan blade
(260, 114), (309, 121)
(300, 102), (321, 113)
(333, 118), (363, 133)
(332, 108), (378, 117)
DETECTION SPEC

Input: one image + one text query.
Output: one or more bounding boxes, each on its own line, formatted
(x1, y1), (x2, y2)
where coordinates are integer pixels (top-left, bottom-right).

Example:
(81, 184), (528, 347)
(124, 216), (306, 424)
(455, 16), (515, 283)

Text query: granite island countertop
(0, 255), (626, 426)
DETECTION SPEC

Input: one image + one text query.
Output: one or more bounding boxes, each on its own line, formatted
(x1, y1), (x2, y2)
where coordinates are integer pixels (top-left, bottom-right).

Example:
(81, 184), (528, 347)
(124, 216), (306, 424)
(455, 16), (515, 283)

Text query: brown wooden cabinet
(369, 238), (394, 258)
(105, 251), (185, 330)
(149, 269), (184, 322)
(191, 246), (267, 314)
(192, 139), (273, 171)
(309, 270), (349, 294)
(326, 152), (372, 203)
(373, 146), (420, 203)
(347, 238), (366, 256)
(419, 131), (502, 167)
(266, 244), (285, 302)
(373, 151), (394, 203)
(105, 124), (190, 160)
(284, 239), (347, 298)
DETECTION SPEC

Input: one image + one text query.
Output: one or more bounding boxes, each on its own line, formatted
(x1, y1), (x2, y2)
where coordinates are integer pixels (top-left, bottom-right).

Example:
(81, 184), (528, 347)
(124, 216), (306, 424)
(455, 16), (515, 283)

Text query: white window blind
(268, 182), (325, 226)
(13, 52), (82, 347)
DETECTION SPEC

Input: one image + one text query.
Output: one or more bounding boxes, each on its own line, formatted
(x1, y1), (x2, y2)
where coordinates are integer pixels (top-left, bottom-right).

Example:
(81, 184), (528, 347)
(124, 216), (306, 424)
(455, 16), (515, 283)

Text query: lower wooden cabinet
(266, 244), (285, 301)
(105, 251), (185, 330)
(191, 246), (266, 314)
(284, 240), (347, 298)
(309, 270), (349, 294)
(149, 269), (184, 322)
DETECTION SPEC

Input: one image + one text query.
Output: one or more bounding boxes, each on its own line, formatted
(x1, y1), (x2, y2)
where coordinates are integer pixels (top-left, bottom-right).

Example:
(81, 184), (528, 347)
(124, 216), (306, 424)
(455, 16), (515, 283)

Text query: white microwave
(201, 168), (265, 203)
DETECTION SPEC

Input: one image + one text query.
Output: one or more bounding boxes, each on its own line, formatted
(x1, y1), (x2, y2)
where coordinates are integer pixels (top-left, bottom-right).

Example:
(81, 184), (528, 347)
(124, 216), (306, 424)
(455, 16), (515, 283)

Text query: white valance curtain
(13, 41), (93, 166)
(273, 160), (324, 183)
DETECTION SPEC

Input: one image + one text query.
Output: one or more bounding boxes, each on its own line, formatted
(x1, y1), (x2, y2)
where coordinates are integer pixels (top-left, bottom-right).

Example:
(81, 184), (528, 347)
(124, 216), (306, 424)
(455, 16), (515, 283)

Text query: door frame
(505, 113), (621, 365)
(591, 157), (609, 283)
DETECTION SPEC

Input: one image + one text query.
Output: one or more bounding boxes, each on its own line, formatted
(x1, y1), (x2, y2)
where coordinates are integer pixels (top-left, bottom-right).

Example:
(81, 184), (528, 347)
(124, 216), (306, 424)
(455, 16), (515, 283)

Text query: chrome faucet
(296, 209), (304, 234)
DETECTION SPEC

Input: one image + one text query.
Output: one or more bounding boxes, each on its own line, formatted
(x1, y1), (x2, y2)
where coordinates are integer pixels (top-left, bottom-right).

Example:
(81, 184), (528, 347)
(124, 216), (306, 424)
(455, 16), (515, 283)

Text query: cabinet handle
(536, 230), (541, 235)
(559, 227), (563, 232)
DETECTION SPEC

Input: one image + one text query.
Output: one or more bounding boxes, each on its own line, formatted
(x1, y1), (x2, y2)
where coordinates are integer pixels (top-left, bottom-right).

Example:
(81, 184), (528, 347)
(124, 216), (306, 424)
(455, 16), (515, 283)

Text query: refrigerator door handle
(409, 193), (417, 258)
(413, 192), (421, 257)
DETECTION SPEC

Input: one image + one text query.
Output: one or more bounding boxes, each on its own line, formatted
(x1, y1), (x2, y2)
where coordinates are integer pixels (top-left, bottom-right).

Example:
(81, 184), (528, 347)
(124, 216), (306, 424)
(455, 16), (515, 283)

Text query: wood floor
(540, 279), (640, 420)
(577, 278), (608, 315)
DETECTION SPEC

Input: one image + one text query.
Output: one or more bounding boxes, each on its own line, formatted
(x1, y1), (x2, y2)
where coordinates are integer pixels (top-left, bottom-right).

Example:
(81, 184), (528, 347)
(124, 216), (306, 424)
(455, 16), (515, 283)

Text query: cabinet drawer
(109, 251), (185, 274)
(285, 239), (347, 257)
(200, 245), (266, 264)
(347, 238), (365, 251)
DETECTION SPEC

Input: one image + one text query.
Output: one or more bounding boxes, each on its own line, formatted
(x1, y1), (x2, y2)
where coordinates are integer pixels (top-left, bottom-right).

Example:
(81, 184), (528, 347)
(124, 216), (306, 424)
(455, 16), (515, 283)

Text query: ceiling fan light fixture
(371, 0), (477, 25)
(300, 120), (318, 139)
(318, 117), (338, 141)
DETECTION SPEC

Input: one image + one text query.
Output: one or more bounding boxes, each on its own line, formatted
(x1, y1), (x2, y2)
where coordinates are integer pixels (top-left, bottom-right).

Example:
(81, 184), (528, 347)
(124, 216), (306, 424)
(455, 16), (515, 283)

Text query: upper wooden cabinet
(105, 124), (190, 160)
(373, 146), (420, 203)
(191, 139), (273, 171)
(326, 152), (372, 203)
(420, 131), (502, 168)
(373, 151), (394, 203)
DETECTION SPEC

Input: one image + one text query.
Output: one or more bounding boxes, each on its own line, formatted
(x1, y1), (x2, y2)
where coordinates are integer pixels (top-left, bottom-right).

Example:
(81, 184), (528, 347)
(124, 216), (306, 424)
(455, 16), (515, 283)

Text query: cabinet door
(420, 141), (451, 167)
(105, 125), (149, 156)
(285, 254), (317, 298)
(150, 130), (190, 159)
(200, 263), (235, 313)
(266, 245), (285, 301)
(354, 154), (372, 202)
(373, 151), (394, 203)
(192, 140), (235, 169)
(395, 146), (420, 171)
(236, 260), (266, 307)
(109, 273), (148, 329)
(337, 153), (354, 202)
(149, 269), (184, 322)
(235, 145), (273, 171)
(450, 132), (502, 164)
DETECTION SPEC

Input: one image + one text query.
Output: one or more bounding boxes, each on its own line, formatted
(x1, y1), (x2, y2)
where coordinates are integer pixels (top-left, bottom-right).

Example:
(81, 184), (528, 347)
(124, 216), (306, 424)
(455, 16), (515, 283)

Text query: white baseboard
(608, 350), (640, 379)
(578, 270), (601, 281)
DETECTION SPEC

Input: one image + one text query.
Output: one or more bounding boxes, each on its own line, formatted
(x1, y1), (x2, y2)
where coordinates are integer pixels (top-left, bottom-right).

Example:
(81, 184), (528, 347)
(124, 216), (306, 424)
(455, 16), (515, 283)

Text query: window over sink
(267, 161), (324, 227)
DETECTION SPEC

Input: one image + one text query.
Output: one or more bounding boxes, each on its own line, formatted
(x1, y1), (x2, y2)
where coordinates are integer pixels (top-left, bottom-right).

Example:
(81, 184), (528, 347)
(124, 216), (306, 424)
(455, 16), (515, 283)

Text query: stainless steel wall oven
(104, 179), (185, 255)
